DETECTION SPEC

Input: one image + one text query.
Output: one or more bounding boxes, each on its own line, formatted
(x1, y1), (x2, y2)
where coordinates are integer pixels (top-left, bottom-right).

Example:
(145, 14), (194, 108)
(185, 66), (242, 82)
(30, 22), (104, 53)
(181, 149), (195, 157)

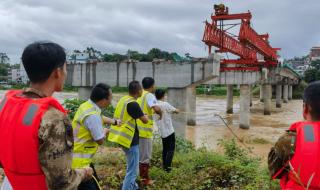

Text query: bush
(95, 137), (280, 190)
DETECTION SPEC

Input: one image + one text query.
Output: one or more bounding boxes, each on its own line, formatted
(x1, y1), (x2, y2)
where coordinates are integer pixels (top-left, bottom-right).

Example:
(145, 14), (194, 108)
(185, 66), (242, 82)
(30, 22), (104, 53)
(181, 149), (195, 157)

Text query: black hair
(142, 77), (155, 89)
(22, 41), (66, 83)
(155, 89), (165, 100)
(303, 81), (320, 120)
(129, 81), (142, 95)
(90, 83), (111, 103)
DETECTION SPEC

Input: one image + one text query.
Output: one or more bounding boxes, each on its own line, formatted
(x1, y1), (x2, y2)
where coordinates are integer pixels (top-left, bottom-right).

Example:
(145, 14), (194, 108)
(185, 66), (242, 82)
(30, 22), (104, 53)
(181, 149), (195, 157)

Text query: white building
(11, 63), (28, 84)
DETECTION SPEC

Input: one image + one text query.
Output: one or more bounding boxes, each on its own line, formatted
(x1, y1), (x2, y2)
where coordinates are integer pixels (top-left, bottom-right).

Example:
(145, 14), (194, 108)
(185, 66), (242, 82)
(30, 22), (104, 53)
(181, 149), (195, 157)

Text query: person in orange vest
(268, 81), (320, 190)
(0, 41), (93, 190)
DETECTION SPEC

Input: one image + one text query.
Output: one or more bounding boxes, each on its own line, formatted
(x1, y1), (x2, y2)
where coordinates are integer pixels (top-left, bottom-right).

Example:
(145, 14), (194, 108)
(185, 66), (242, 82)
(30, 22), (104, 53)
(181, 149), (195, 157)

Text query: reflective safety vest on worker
(137, 91), (154, 138)
(72, 100), (101, 169)
(280, 121), (320, 190)
(108, 95), (136, 148)
(0, 90), (66, 190)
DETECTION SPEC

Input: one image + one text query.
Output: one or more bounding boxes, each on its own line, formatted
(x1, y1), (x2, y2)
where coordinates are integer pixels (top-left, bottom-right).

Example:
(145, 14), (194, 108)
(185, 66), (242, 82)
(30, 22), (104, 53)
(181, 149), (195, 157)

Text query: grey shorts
(139, 137), (153, 164)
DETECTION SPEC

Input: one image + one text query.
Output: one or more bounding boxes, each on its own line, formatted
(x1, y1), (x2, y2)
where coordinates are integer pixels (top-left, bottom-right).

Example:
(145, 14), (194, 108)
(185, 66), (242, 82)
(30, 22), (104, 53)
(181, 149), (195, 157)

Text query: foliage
(62, 98), (115, 120)
(102, 48), (185, 62)
(304, 60), (320, 83)
(196, 85), (240, 96)
(63, 84), (78, 92)
(292, 80), (308, 99)
(95, 138), (280, 190)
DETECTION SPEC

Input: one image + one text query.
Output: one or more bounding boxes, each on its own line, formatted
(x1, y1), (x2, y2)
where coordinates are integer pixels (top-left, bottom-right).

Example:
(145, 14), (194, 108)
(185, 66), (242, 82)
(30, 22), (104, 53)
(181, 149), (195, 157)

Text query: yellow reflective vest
(137, 90), (154, 139)
(108, 95), (136, 148)
(71, 100), (101, 169)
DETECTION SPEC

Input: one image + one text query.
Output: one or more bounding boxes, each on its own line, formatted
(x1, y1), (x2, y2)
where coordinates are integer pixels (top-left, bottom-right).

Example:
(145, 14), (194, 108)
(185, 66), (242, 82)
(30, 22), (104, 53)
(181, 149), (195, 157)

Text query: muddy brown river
(0, 90), (303, 159)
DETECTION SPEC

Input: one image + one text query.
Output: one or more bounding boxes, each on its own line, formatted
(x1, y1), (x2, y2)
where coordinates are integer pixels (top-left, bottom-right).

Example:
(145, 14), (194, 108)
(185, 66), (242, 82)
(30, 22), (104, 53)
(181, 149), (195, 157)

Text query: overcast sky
(0, 0), (319, 63)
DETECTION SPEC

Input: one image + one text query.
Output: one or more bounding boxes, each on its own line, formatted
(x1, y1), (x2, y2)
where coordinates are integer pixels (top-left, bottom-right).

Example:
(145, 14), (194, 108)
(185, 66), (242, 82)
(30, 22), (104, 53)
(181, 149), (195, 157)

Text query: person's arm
(83, 115), (107, 145)
(165, 102), (179, 114)
(147, 94), (163, 119)
(268, 131), (296, 179)
(102, 115), (121, 126)
(127, 102), (148, 124)
(38, 108), (93, 189)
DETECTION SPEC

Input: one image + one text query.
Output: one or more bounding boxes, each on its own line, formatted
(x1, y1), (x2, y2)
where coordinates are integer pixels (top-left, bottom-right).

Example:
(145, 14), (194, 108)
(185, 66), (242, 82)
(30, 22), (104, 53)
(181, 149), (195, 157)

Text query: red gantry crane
(203, 4), (280, 71)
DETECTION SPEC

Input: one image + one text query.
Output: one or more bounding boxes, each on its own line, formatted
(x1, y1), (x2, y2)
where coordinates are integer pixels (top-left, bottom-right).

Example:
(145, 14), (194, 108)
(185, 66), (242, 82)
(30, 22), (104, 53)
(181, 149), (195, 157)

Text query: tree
(304, 69), (318, 83)
(0, 53), (10, 64)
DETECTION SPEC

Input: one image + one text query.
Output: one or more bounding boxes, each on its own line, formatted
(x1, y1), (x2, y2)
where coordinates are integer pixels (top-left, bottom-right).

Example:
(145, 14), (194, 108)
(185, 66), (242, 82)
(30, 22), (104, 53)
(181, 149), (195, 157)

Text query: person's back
(269, 81), (320, 190)
(0, 42), (92, 190)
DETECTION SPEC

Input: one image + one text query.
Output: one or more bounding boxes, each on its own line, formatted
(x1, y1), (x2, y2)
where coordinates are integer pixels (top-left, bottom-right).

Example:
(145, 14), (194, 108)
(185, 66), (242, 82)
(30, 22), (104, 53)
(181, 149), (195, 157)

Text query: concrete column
(186, 87), (196, 126)
(167, 86), (196, 137)
(283, 85), (289, 103)
(78, 87), (92, 100)
(250, 85), (253, 107)
(263, 84), (272, 115)
(276, 84), (282, 108)
(288, 85), (293, 100)
(260, 85), (264, 102)
(226, 85), (233, 114)
(239, 84), (250, 129)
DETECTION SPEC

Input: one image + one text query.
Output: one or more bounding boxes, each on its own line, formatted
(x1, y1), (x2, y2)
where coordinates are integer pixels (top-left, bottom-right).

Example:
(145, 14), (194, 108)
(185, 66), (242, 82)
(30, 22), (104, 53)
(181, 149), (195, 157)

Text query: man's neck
(30, 82), (55, 97)
(144, 88), (152, 93)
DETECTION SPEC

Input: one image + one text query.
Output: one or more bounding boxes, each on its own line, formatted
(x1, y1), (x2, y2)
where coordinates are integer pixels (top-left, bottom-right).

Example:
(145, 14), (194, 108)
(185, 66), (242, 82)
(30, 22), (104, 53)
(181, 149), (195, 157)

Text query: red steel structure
(203, 4), (280, 71)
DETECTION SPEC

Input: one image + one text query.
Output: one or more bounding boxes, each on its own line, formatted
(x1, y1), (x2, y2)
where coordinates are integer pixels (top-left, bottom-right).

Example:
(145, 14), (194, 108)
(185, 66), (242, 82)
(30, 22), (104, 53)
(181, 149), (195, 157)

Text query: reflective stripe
(73, 153), (94, 159)
(304, 125), (315, 142)
(23, 104), (39, 126)
(120, 98), (134, 120)
(0, 97), (7, 112)
(137, 126), (153, 133)
(110, 128), (132, 140)
(78, 107), (97, 122)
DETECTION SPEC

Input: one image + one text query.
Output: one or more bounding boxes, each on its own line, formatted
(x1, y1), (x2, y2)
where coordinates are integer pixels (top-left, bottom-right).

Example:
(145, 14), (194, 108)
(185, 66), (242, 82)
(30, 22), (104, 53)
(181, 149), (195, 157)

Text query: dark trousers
(78, 163), (100, 190)
(161, 133), (175, 171)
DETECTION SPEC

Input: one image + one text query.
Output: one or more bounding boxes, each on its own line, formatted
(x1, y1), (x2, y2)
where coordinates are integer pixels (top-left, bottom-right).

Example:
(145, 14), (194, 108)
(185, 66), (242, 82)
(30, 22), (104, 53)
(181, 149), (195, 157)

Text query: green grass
(94, 138), (280, 190)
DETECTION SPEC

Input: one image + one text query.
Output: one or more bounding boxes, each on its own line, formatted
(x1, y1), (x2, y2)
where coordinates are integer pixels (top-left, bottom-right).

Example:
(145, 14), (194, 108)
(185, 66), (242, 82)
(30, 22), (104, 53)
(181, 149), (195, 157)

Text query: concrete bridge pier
(288, 85), (293, 100)
(276, 84), (282, 108)
(283, 84), (289, 103)
(263, 84), (272, 115)
(239, 84), (250, 129)
(260, 85), (264, 102)
(78, 86), (92, 100)
(226, 85), (233, 114)
(167, 86), (196, 137)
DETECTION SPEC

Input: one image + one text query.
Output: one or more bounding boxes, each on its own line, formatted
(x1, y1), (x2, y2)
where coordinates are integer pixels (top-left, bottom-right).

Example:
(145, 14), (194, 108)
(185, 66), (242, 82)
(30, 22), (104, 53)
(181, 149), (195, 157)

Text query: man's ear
(303, 103), (309, 120)
(53, 68), (61, 79)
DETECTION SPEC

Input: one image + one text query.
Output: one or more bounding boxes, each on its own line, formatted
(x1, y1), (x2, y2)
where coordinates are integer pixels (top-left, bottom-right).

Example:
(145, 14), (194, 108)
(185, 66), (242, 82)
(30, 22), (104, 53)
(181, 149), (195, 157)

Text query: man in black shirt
(108, 81), (148, 190)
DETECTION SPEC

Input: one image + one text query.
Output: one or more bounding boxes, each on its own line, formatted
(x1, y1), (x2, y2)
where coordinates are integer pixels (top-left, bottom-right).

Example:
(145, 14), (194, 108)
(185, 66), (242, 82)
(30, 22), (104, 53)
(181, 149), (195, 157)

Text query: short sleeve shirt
(127, 102), (144, 147)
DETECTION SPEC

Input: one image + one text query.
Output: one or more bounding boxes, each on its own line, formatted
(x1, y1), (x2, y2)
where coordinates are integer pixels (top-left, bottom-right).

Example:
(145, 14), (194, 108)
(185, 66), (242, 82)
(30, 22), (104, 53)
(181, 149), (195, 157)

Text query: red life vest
(0, 90), (66, 190)
(280, 121), (320, 190)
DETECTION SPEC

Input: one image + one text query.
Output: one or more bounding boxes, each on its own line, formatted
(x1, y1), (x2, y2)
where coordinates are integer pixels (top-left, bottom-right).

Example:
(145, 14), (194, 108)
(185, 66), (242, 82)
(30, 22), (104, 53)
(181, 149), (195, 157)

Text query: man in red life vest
(0, 41), (93, 190)
(268, 81), (320, 190)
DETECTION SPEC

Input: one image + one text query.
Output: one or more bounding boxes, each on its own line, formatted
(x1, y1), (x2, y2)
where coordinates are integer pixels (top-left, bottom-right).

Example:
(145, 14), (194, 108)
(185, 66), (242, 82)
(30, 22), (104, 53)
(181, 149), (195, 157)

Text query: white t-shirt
(0, 177), (12, 190)
(154, 100), (177, 138)
(146, 93), (157, 108)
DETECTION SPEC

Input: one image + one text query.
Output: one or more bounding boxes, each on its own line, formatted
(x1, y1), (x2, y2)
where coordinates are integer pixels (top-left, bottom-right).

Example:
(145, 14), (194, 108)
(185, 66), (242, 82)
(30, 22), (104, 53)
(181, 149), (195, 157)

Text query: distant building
(310, 47), (320, 61)
(11, 63), (28, 84)
(67, 50), (102, 64)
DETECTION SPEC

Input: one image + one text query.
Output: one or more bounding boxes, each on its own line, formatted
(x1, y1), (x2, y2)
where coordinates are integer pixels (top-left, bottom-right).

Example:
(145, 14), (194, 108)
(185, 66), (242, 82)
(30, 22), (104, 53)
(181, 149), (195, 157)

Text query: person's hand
(104, 128), (110, 135)
(82, 167), (93, 181)
(117, 119), (122, 126)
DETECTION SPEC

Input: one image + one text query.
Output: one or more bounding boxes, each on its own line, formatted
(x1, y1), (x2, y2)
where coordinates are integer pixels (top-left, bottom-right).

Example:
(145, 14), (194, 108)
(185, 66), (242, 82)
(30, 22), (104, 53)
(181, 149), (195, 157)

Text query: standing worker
(108, 81), (148, 190)
(268, 81), (320, 190)
(72, 83), (121, 190)
(0, 41), (93, 190)
(154, 89), (179, 172)
(137, 77), (162, 185)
